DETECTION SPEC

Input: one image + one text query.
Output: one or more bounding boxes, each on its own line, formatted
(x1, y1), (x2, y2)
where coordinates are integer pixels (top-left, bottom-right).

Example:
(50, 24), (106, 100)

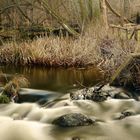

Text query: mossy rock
(53, 113), (95, 127)
(0, 95), (10, 104)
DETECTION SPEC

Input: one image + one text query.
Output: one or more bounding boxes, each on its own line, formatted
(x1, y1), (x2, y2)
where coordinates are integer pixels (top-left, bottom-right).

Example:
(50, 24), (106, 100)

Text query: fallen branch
(38, 0), (80, 37)
(13, 0), (34, 24)
(0, 4), (31, 14)
(105, 0), (132, 23)
(110, 24), (128, 30)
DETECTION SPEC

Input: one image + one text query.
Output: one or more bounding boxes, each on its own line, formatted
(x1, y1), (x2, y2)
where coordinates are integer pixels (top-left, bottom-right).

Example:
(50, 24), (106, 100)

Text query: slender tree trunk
(0, 12), (2, 28)
(124, 0), (131, 18)
(100, 0), (108, 30)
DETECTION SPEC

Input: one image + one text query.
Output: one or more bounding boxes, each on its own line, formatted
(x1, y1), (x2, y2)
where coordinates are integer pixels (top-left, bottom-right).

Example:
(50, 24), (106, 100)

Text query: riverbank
(0, 29), (139, 78)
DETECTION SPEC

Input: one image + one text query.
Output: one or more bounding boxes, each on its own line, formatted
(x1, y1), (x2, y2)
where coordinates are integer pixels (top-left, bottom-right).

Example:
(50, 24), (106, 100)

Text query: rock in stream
(53, 113), (95, 127)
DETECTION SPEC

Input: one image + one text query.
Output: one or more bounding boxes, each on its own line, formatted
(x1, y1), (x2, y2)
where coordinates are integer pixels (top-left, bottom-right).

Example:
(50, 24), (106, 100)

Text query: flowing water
(0, 66), (140, 140)
(0, 98), (140, 140)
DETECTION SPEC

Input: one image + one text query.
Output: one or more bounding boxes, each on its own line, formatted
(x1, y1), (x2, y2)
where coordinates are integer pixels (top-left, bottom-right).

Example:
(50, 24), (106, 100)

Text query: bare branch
(105, 0), (132, 23)
(37, 0), (80, 37)
(13, 0), (34, 24)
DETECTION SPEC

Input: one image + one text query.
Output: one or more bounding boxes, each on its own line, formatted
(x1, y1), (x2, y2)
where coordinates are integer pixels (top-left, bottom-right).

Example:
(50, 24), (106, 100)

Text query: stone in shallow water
(114, 110), (136, 120)
(70, 84), (132, 102)
(52, 113), (95, 127)
(72, 137), (80, 140)
(114, 92), (130, 99)
(18, 88), (58, 103)
(91, 92), (108, 102)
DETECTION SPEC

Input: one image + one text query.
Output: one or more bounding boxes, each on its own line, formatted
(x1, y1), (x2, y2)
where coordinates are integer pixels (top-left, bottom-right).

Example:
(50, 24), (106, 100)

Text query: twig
(13, 0), (34, 24)
(76, 81), (87, 88)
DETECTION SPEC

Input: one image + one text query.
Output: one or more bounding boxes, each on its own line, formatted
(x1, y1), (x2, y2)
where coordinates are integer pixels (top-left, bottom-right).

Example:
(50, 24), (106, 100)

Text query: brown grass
(0, 26), (139, 79)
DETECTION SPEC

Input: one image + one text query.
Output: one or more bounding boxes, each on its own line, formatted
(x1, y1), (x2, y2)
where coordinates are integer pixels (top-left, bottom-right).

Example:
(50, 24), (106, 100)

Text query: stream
(0, 66), (139, 140)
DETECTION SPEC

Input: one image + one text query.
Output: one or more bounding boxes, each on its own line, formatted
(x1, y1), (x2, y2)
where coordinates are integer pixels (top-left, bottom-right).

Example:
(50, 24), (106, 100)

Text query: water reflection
(0, 66), (103, 92)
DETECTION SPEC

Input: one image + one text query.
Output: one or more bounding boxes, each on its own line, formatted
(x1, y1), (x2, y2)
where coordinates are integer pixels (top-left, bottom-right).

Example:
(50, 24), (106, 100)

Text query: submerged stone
(114, 110), (136, 120)
(52, 113), (95, 127)
(18, 89), (58, 103)
(72, 137), (80, 140)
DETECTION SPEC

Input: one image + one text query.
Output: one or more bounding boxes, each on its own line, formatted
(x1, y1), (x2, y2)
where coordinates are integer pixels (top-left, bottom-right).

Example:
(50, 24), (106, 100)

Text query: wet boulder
(70, 84), (131, 102)
(18, 88), (58, 103)
(52, 113), (95, 127)
(69, 86), (109, 102)
(70, 88), (93, 100)
(91, 92), (108, 102)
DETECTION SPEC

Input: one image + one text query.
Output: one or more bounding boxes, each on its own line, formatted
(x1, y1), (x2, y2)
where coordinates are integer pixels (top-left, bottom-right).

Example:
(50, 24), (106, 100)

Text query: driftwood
(0, 25), (80, 40)
(110, 24), (140, 40)
(110, 54), (140, 91)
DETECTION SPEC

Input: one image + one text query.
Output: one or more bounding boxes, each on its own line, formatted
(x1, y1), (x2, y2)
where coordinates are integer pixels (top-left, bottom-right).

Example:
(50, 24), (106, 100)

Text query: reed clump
(0, 36), (99, 67)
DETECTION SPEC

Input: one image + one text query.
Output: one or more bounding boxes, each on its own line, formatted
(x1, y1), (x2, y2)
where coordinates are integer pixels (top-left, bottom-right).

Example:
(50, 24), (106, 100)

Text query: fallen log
(0, 25), (80, 40)
(110, 54), (140, 91)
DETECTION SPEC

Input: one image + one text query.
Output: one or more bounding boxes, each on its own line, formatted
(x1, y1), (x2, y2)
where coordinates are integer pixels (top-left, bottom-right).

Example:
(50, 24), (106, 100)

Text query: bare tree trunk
(124, 0), (131, 19)
(100, 0), (108, 30)
(120, 0), (124, 26)
(0, 12), (2, 28)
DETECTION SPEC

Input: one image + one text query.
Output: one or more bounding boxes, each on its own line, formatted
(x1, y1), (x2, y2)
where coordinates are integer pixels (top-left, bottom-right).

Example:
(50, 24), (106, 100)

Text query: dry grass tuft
(0, 35), (100, 67)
